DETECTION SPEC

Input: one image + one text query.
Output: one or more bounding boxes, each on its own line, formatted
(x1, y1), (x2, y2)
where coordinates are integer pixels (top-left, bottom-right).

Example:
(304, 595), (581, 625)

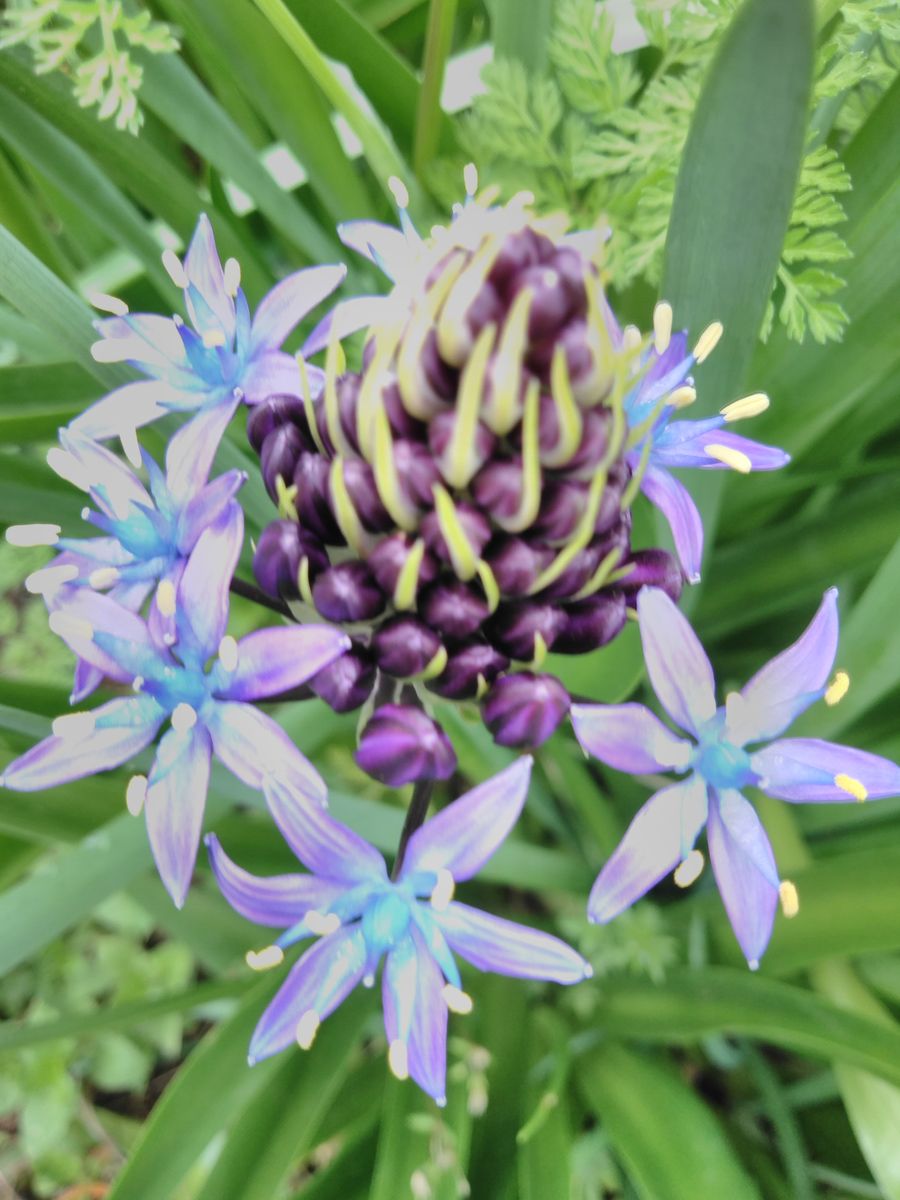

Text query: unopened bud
(355, 704), (456, 786)
(481, 672), (571, 748)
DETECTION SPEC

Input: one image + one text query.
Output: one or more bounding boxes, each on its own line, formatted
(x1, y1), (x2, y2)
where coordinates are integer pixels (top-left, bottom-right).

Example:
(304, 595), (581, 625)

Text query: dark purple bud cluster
(248, 207), (682, 781)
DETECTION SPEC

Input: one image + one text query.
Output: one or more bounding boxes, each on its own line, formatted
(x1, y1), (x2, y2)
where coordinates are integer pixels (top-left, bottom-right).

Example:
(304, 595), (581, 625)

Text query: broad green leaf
(0, 145), (73, 282)
(578, 1042), (760, 1200)
(490, 0), (556, 72)
(0, 363), (98, 439)
(368, 1074), (434, 1200)
(592, 966), (900, 1090)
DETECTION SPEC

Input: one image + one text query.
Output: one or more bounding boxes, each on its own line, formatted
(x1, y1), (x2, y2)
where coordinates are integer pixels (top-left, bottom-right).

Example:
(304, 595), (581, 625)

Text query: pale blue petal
(571, 702), (692, 775)
(707, 789), (779, 968)
(654, 419), (790, 471)
(302, 296), (389, 358)
(205, 701), (327, 803)
(145, 723), (212, 908)
(183, 215), (235, 339)
(70, 658), (105, 705)
(175, 507), (243, 664)
(205, 834), (345, 926)
(164, 394), (242, 505)
(240, 351), (306, 404)
(57, 428), (152, 511)
(639, 464), (704, 584)
(434, 902), (591, 984)
(177, 475), (246, 554)
(249, 265), (346, 355)
(262, 772), (387, 886)
(587, 775), (709, 923)
(2, 696), (164, 791)
(636, 588), (717, 734)
(400, 757), (532, 884)
(248, 926), (367, 1063)
(54, 590), (161, 683)
(726, 589), (839, 745)
(70, 380), (195, 442)
(338, 220), (412, 279)
(383, 930), (448, 1104)
(752, 737), (900, 803)
(214, 625), (350, 701)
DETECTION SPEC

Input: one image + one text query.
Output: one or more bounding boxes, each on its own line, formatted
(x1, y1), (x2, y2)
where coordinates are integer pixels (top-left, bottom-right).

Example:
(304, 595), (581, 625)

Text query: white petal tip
(748, 958), (760, 972)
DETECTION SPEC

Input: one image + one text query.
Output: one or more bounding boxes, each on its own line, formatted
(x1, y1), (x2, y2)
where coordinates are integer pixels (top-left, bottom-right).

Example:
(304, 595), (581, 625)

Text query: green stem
(413, 0), (457, 180)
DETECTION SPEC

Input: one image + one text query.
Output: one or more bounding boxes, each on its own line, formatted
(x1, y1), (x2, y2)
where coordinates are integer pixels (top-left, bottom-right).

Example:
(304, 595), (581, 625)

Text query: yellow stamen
(202, 329), (226, 349)
(622, 324), (643, 353)
(356, 325), (402, 458)
(541, 344), (584, 467)
(89, 566), (120, 589)
(218, 636), (239, 672)
(388, 175), (409, 210)
(442, 985), (474, 1015)
(393, 538), (427, 612)
(397, 256), (465, 417)
(88, 290), (129, 316)
(417, 645), (448, 682)
(323, 333), (352, 457)
(436, 238), (500, 366)
(674, 849), (704, 888)
(653, 301), (673, 355)
(298, 353), (327, 455)
(223, 257), (241, 296)
(171, 703), (197, 733)
(483, 287), (533, 435)
(442, 323), (497, 488)
(126, 774), (147, 817)
(303, 910), (341, 936)
(463, 162), (479, 196)
(528, 468), (608, 595)
(432, 484), (478, 580)
(372, 408), (419, 532)
(668, 385), (696, 409)
(246, 945), (284, 971)
(475, 559), (500, 614)
(693, 321), (724, 363)
(296, 1009), (320, 1050)
(496, 379), (541, 533)
(329, 458), (373, 555)
(161, 248), (187, 289)
(430, 867), (455, 912)
(276, 475), (298, 521)
(297, 556), (314, 606)
(705, 443), (752, 474)
(156, 579), (177, 618)
(835, 773), (867, 802)
(721, 392), (769, 422)
(825, 671), (849, 707)
(779, 880), (799, 918)
(388, 1038), (409, 1080)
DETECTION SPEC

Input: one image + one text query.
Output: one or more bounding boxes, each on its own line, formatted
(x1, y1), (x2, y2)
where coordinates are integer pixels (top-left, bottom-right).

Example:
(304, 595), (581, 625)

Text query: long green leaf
(578, 1042), (760, 1200)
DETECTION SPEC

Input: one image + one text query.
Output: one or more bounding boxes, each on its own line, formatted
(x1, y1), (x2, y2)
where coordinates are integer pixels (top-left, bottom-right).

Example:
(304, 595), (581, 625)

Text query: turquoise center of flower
(693, 734), (755, 791)
(361, 889), (413, 955)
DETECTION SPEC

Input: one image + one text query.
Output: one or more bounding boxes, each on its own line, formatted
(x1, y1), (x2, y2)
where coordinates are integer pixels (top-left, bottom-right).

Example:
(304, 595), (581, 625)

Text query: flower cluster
(4, 192), (899, 1101)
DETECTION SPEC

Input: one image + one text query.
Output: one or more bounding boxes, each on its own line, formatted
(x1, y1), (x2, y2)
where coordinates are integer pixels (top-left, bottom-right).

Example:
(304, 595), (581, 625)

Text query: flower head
(571, 587), (900, 966)
(622, 309), (790, 583)
(207, 757), (591, 1103)
(249, 184), (684, 773)
(73, 215), (345, 468)
(2, 511), (349, 907)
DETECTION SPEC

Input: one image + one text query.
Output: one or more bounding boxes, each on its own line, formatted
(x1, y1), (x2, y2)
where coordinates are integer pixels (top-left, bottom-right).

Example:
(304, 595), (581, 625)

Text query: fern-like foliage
(454, 0), (900, 344)
(0, 0), (179, 135)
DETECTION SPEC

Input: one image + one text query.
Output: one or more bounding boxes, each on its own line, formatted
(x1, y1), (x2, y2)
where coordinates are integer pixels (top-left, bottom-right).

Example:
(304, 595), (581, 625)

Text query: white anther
(88, 566), (121, 590)
(87, 290), (129, 316)
(303, 910), (341, 936)
(171, 703), (197, 733)
(296, 1009), (320, 1050)
(25, 564), (79, 596)
(720, 392), (769, 422)
(217, 635), (239, 672)
(779, 879), (799, 918)
(653, 301), (673, 355)
(825, 671), (849, 706)
(693, 321), (723, 363)
(5, 524), (60, 548)
(622, 324), (643, 352)
(705, 443), (752, 474)
(81, 506), (92, 522)
(48, 611), (94, 642)
(202, 329), (227, 349)
(388, 175), (410, 210)
(161, 248), (188, 289)
(835, 772), (867, 802)
(363, 973), (376, 989)
(156, 579), (177, 618)
(223, 257), (241, 296)
(430, 867), (455, 912)
(126, 774), (147, 816)
(246, 945), (284, 971)
(388, 1038), (409, 1080)
(442, 984), (474, 1014)
(463, 162), (479, 196)
(674, 849), (705, 888)
(52, 711), (97, 740)
(668, 385), (696, 409)
(132, 676), (144, 693)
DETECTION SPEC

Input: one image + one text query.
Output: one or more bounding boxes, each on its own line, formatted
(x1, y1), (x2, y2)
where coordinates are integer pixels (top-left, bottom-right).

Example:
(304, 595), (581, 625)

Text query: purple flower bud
(294, 452), (344, 545)
(382, 381), (426, 439)
(391, 440), (441, 509)
(565, 408), (612, 477)
(355, 704), (456, 786)
(533, 480), (587, 543)
(484, 535), (553, 597)
(465, 281), (503, 339)
(428, 410), (496, 482)
(486, 601), (566, 661)
(336, 374), (362, 453)
(489, 227), (551, 291)
(429, 640), (509, 700)
(595, 462), (630, 536)
(312, 561), (385, 623)
(372, 615), (442, 678)
(619, 549), (684, 605)
(538, 542), (603, 601)
(421, 329), (458, 400)
(558, 319), (598, 388)
(471, 458), (529, 526)
(333, 459), (392, 532)
(421, 503), (491, 566)
(368, 533), (439, 599)
(553, 590), (627, 654)
(252, 519), (329, 600)
(512, 264), (576, 341)
(419, 579), (489, 640)
(482, 672), (571, 748)
(246, 394), (306, 453)
(309, 642), (376, 712)
(261, 424), (309, 501)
